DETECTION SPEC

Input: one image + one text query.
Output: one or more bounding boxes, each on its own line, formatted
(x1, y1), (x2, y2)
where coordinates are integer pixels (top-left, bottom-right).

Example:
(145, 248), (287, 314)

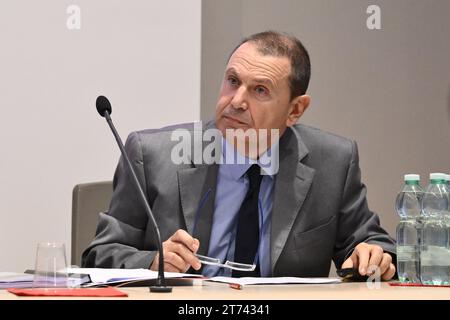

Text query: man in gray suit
(83, 31), (396, 280)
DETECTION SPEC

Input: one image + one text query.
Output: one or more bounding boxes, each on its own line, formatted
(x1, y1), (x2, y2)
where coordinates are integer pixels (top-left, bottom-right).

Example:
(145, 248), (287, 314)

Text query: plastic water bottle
(446, 174), (450, 210)
(395, 174), (423, 283)
(420, 173), (450, 285)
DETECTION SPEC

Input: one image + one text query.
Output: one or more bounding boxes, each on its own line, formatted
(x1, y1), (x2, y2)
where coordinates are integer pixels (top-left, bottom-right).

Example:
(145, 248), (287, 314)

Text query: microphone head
(96, 95), (112, 117)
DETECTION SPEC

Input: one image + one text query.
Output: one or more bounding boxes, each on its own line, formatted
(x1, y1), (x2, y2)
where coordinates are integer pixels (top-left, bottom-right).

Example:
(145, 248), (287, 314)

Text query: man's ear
(286, 95), (310, 127)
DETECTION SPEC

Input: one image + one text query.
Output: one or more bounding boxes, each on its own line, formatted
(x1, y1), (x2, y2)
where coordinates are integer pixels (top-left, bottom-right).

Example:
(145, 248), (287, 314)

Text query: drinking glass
(32, 242), (69, 289)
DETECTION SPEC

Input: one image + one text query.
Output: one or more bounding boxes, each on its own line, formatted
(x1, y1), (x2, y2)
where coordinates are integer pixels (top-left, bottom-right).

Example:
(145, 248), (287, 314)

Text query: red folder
(389, 282), (450, 288)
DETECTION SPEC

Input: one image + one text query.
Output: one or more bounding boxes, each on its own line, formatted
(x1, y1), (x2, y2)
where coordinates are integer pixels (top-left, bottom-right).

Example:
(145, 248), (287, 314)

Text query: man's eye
(255, 86), (268, 96)
(227, 77), (239, 86)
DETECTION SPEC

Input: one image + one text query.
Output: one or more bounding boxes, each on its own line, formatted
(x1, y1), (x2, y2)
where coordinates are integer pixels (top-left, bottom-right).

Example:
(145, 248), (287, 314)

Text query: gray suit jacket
(82, 121), (395, 276)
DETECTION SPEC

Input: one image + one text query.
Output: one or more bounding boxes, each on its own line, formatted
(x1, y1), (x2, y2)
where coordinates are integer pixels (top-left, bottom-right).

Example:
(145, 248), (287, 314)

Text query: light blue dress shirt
(202, 138), (277, 277)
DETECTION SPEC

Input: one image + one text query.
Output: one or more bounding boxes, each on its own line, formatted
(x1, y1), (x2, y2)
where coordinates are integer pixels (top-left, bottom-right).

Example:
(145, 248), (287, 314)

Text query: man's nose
(230, 86), (248, 110)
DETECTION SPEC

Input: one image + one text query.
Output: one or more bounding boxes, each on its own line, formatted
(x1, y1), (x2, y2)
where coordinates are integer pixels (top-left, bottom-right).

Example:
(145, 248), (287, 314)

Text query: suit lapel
(271, 128), (315, 271)
(177, 120), (219, 256)
(178, 164), (218, 256)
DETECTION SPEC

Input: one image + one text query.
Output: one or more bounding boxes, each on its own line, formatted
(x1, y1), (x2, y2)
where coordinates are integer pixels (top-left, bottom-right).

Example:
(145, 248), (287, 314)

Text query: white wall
(0, 0), (201, 271)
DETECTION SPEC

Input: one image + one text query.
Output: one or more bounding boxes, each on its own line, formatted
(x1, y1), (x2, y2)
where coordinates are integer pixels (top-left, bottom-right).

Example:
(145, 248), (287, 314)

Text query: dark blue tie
(232, 164), (262, 277)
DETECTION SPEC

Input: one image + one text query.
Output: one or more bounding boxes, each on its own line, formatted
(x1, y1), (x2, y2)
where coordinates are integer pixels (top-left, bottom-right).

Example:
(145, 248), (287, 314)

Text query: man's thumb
(341, 257), (354, 269)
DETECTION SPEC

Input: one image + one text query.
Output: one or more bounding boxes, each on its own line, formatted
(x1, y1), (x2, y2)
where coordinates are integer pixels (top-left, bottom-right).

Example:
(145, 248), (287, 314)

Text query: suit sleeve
(81, 131), (157, 268)
(333, 141), (396, 268)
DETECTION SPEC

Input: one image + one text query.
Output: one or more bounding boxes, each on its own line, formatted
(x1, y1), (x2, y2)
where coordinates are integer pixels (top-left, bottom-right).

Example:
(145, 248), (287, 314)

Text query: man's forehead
(226, 43), (290, 80)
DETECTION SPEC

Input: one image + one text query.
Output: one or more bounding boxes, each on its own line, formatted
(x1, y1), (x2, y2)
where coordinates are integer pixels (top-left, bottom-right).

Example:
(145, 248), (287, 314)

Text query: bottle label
(397, 245), (417, 261)
(421, 246), (450, 266)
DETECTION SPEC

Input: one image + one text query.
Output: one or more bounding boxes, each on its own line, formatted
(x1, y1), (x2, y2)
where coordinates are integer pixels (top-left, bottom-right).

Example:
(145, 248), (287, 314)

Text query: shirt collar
(220, 137), (278, 181)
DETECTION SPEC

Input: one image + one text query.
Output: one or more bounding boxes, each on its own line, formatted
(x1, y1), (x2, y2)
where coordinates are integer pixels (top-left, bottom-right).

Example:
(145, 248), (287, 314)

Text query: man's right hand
(150, 229), (202, 273)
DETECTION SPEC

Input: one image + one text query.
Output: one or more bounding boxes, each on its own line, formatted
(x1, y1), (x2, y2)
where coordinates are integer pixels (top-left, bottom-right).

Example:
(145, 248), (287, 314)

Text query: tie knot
(246, 164), (262, 190)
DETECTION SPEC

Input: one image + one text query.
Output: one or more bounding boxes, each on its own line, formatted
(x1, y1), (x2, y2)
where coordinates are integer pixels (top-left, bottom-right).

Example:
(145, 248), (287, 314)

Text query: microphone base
(149, 286), (173, 293)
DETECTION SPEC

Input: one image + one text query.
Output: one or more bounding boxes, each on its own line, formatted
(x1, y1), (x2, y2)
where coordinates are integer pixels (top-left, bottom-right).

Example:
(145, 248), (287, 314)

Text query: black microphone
(95, 95), (172, 293)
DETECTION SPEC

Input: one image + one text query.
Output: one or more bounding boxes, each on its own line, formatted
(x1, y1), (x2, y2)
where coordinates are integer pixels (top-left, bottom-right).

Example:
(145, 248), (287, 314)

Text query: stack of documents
(2, 269), (342, 289)
(67, 268), (203, 287)
(0, 272), (34, 289)
(0, 271), (91, 289)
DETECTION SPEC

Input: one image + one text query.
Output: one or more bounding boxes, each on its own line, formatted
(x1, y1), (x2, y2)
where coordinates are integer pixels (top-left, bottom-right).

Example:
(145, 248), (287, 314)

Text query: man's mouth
(223, 115), (248, 126)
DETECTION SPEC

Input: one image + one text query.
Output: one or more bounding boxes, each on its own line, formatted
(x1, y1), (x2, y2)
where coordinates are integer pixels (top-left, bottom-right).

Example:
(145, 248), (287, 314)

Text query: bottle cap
(404, 174), (420, 182)
(429, 173), (446, 180)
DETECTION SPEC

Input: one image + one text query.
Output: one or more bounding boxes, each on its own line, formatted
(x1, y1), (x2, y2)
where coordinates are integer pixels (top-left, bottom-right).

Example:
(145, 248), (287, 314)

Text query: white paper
(66, 269), (341, 287)
(67, 267), (202, 285)
(0, 272), (33, 282)
(208, 276), (342, 286)
(0, 272), (34, 288)
(0, 271), (89, 289)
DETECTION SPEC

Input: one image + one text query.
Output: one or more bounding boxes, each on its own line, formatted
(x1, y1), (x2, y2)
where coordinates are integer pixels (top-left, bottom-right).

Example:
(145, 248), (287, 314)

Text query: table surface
(1, 280), (449, 300)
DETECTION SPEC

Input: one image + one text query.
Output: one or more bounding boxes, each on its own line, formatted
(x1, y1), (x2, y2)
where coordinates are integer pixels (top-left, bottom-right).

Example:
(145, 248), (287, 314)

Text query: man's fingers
(341, 258), (353, 269)
(378, 253), (392, 276)
(167, 229), (201, 270)
(355, 245), (370, 275)
(165, 251), (190, 272)
(150, 229), (202, 272)
(341, 253), (357, 269)
(381, 263), (396, 281)
(169, 242), (201, 270)
(351, 244), (394, 279)
(367, 246), (384, 274)
(152, 247), (198, 272)
(164, 260), (184, 273)
(170, 229), (199, 252)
